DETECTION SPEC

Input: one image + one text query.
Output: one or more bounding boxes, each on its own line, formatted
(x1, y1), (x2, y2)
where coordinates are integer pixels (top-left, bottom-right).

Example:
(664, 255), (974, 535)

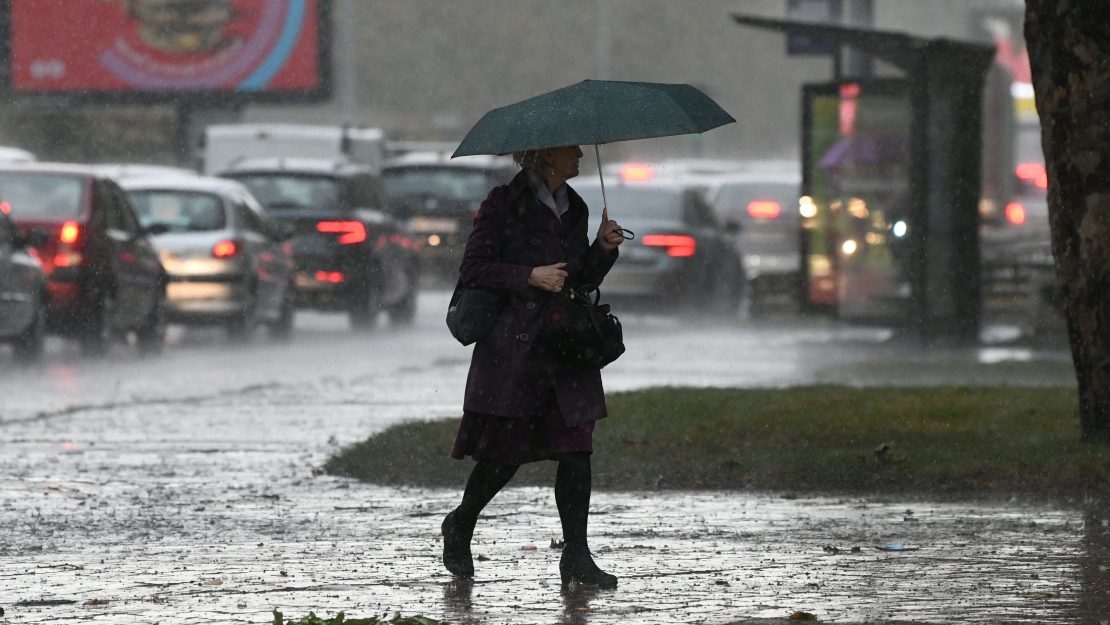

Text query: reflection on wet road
(0, 290), (1089, 624)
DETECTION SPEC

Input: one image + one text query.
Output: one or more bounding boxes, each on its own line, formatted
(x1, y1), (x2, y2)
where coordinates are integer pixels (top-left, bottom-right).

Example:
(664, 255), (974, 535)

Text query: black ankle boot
(560, 547), (617, 588)
(441, 509), (474, 577)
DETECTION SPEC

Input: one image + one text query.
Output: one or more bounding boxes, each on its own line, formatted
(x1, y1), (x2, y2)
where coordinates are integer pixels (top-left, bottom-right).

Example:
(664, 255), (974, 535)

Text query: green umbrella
(451, 79), (735, 221)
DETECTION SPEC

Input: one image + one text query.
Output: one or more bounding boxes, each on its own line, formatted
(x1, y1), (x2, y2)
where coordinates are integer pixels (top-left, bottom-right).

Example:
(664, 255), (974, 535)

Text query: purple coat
(459, 170), (618, 426)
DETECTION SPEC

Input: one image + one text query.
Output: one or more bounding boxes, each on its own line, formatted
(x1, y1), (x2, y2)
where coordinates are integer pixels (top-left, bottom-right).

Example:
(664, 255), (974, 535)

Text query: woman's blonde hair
(512, 149), (546, 172)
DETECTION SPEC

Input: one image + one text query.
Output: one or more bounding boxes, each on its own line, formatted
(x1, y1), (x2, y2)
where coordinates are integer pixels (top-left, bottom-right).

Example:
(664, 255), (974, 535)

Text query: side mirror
(269, 221), (296, 241)
(143, 223), (171, 236)
(724, 219), (743, 234)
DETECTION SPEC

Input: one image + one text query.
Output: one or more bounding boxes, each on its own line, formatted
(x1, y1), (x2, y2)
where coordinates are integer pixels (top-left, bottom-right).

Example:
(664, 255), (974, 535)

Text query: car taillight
(212, 240), (240, 258)
(59, 221), (81, 244)
(747, 200), (781, 219)
(620, 162), (655, 182)
(642, 234), (697, 257)
(315, 271), (345, 283)
(1005, 202), (1026, 226)
(317, 220), (367, 245)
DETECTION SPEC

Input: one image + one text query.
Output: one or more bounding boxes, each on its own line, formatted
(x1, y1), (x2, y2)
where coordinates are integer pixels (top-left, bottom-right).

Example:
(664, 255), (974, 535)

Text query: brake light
(620, 162), (655, 183)
(317, 220), (367, 245)
(0, 201), (9, 215)
(315, 271), (345, 283)
(642, 234), (697, 257)
(59, 221), (80, 244)
(1005, 202), (1026, 226)
(1016, 162), (1048, 189)
(212, 240), (240, 258)
(747, 200), (781, 219)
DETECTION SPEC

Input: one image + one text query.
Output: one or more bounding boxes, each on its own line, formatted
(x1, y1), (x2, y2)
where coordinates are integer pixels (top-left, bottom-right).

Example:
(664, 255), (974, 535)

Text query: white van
(201, 124), (385, 175)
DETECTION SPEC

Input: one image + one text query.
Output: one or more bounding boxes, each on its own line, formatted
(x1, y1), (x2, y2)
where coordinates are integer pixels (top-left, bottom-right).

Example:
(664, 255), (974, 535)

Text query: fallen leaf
(789, 611), (818, 621)
(204, 578), (223, 586)
(83, 599), (109, 606)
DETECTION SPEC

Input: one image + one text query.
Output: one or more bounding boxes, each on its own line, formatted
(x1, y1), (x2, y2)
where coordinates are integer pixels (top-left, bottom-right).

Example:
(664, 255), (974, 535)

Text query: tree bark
(1025, 1), (1110, 441)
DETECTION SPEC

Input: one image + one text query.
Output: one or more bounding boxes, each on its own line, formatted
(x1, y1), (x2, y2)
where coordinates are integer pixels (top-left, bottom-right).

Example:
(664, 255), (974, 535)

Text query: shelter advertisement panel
(8, 0), (327, 101)
(802, 80), (912, 321)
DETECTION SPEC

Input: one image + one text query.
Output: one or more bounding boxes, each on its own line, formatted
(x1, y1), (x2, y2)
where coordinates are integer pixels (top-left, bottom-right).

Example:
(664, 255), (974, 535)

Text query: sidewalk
(1, 381), (1094, 624)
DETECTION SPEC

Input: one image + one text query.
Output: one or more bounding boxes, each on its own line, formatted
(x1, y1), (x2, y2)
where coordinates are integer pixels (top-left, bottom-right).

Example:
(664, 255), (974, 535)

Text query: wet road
(1, 290), (1097, 624)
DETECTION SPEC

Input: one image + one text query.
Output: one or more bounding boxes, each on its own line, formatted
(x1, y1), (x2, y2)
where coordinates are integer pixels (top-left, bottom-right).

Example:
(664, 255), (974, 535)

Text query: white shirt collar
(525, 169), (569, 219)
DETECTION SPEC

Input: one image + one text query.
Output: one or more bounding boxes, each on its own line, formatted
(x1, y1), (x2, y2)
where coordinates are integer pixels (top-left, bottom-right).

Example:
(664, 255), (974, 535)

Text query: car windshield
(572, 185), (683, 221)
(382, 167), (493, 201)
(231, 174), (342, 211)
(0, 173), (85, 220)
(712, 182), (799, 222)
(128, 191), (227, 232)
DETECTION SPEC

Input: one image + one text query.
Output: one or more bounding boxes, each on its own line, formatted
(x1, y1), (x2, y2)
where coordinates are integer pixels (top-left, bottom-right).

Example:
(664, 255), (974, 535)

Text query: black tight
(455, 460), (519, 526)
(454, 452), (593, 551)
(554, 452), (592, 551)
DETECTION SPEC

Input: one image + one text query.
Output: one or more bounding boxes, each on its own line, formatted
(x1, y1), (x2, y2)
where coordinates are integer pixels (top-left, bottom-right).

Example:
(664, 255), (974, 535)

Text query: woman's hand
(597, 218), (626, 251)
(529, 262), (568, 292)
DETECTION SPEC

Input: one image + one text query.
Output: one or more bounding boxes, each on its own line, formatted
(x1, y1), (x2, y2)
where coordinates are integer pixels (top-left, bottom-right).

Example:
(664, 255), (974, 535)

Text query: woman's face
(544, 145), (583, 180)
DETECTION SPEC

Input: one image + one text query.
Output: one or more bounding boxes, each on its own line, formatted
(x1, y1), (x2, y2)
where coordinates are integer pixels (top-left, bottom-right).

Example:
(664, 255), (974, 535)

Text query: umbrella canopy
(452, 80), (735, 157)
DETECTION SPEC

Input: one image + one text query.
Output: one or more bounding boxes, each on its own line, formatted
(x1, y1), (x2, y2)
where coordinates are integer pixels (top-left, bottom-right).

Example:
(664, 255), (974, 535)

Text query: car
(0, 205), (47, 362)
(702, 170), (802, 311)
(219, 158), (420, 331)
(980, 161), (1059, 327)
(95, 163), (199, 181)
(2, 163), (167, 356)
(382, 151), (516, 280)
(121, 175), (296, 340)
(572, 178), (745, 315)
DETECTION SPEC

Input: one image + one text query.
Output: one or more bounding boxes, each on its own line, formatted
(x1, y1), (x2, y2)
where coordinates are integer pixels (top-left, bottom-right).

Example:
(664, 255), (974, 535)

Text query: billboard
(8, 0), (329, 102)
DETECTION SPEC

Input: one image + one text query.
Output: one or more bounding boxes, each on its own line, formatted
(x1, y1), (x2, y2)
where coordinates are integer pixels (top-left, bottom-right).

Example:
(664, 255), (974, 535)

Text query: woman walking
(443, 144), (626, 587)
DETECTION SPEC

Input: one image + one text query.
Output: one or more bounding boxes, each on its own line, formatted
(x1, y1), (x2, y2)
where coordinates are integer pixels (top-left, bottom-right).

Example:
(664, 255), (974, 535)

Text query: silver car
(703, 170), (802, 310)
(0, 207), (47, 362)
(121, 176), (296, 340)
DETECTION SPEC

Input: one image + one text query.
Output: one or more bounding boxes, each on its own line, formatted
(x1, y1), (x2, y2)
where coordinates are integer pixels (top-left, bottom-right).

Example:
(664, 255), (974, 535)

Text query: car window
(230, 174), (342, 211)
(572, 185), (684, 221)
(711, 182), (800, 223)
(382, 166), (494, 202)
(0, 173), (85, 220)
(129, 190), (227, 232)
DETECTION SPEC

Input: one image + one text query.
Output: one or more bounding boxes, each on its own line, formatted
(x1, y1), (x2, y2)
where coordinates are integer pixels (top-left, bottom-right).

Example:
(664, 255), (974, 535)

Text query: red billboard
(9, 0), (328, 100)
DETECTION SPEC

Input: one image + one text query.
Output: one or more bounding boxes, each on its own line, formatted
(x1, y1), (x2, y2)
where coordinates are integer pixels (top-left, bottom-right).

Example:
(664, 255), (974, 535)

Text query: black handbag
(539, 285), (625, 370)
(446, 281), (505, 346)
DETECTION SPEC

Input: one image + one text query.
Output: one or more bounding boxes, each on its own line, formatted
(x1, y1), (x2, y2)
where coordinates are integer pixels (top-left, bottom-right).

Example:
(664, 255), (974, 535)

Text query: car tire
(79, 287), (115, 358)
(227, 281), (259, 342)
(267, 282), (296, 341)
(349, 281), (382, 332)
(136, 287), (166, 356)
(12, 298), (45, 364)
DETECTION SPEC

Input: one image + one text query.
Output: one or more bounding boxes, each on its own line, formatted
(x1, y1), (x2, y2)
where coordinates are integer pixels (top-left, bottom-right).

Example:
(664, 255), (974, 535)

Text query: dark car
(573, 179), (745, 315)
(122, 175), (296, 340)
(3, 164), (167, 356)
(219, 158), (420, 331)
(382, 152), (516, 280)
(0, 206), (47, 362)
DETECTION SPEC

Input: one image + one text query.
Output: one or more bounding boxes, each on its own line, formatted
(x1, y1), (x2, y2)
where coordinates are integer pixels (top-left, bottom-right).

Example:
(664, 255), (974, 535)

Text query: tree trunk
(1025, 2), (1110, 441)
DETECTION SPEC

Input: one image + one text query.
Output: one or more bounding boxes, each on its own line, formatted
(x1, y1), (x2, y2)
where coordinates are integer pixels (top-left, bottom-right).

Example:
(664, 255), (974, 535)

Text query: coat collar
(506, 169), (589, 226)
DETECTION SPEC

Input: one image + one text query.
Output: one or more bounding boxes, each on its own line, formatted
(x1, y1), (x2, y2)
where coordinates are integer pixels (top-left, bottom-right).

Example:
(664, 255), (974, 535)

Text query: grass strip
(325, 386), (1110, 501)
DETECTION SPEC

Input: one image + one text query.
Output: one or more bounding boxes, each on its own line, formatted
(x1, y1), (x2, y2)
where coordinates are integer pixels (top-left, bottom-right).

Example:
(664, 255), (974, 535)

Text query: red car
(3, 164), (167, 356)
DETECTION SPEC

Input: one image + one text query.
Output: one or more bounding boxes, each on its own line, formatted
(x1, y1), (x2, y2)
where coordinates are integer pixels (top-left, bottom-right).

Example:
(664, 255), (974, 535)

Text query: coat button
(517, 333), (530, 342)
(525, 301), (537, 310)
(560, 238), (567, 247)
(530, 238), (541, 246)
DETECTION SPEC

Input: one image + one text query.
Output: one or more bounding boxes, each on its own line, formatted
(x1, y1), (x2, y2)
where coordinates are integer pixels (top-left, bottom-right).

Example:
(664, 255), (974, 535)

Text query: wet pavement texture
(1, 291), (1100, 624)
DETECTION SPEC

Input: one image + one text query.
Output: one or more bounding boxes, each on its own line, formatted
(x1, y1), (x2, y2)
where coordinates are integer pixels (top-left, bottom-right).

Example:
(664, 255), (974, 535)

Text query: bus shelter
(734, 15), (995, 344)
